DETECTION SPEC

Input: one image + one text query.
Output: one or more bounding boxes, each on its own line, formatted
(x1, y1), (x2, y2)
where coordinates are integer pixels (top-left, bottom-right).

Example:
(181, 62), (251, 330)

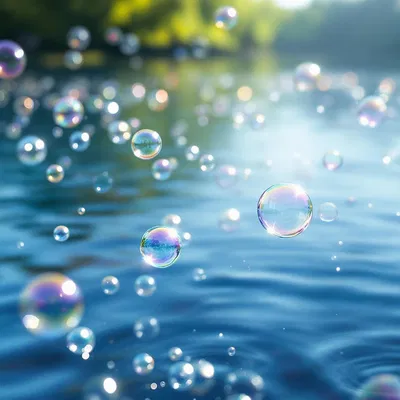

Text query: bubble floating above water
(77, 207), (86, 215)
(69, 131), (90, 152)
(185, 145), (200, 161)
(108, 120), (131, 144)
(169, 347), (183, 361)
(67, 327), (95, 355)
(225, 370), (264, 398)
(357, 96), (387, 128)
(135, 275), (157, 297)
(46, 164), (65, 183)
(257, 183), (313, 238)
(102, 276), (119, 295)
(134, 316), (160, 339)
(219, 208), (241, 232)
(0, 40), (26, 79)
(53, 225), (70, 242)
(20, 273), (83, 336)
(93, 172), (113, 194)
(152, 159), (173, 181)
(228, 347), (236, 356)
(131, 129), (162, 160)
(140, 226), (181, 268)
(169, 362), (195, 391)
(193, 268), (207, 282)
(67, 26), (91, 51)
(64, 50), (83, 70)
(294, 62), (321, 92)
(199, 154), (216, 172)
(323, 150), (343, 171)
(53, 96), (84, 128)
(133, 353), (155, 375)
(215, 6), (238, 30)
(215, 165), (238, 188)
(162, 214), (182, 228)
(357, 374), (400, 400)
(319, 202), (338, 222)
(17, 136), (47, 166)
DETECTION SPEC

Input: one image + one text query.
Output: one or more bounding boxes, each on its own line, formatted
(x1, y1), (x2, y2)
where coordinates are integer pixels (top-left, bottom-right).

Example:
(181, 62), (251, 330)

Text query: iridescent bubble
(17, 136), (47, 166)
(133, 353), (155, 375)
(294, 62), (321, 92)
(53, 225), (70, 242)
(67, 327), (95, 355)
(53, 96), (84, 128)
(93, 172), (113, 193)
(102, 276), (119, 295)
(228, 347), (236, 356)
(162, 214), (182, 228)
(69, 131), (90, 152)
(20, 273), (83, 336)
(131, 129), (162, 160)
(199, 154), (216, 172)
(135, 275), (156, 297)
(323, 150), (343, 171)
(219, 208), (240, 232)
(193, 268), (206, 282)
(108, 120), (131, 144)
(215, 165), (238, 188)
(225, 370), (264, 398)
(357, 96), (387, 128)
(64, 50), (83, 70)
(134, 316), (160, 339)
(0, 40), (26, 79)
(169, 347), (183, 361)
(77, 207), (86, 215)
(169, 362), (195, 391)
(105, 27), (123, 46)
(152, 159), (173, 181)
(185, 145), (200, 161)
(67, 26), (91, 50)
(319, 202), (338, 222)
(140, 226), (181, 268)
(46, 164), (64, 183)
(357, 374), (400, 400)
(257, 183), (313, 238)
(215, 6), (238, 30)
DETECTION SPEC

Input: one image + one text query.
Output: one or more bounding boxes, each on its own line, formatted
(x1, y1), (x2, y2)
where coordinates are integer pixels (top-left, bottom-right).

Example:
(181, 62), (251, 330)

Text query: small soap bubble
(119, 33), (140, 56)
(294, 62), (321, 92)
(257, 183), (313, 238)
(67, 26), (91, 50)
(357, 374), (400, 400)
(17, 241), (25, 249)
(228, 347), (236, 356)
(6, 122), (22, 139)
(46, 164), (65, 183)
(134, 316), (160, 339)
(250, 113), (266, 130)
(215, 165), (238, 188)
(169, 347), (183, 361)
(67, 327), (95, 354)
(128, 117), (141, 129)
(193, 268), (206, 282)
(323, 150), (343, 171)
(185, 145), (200, 161)
(152, 159), (173, 181)
(77, 207), (86, 215)
(17, 136), (47, 166)
(225, 370), (264, 398)
(107, 361), (115, 369)
(108, 120), (131, 144)
(64, 50), (83, 70)
(69, 131), (90, 152)
(14, 96), (35, 116)
(133, 353), (155, 375)
(199, 154), (215, 172)
(53, 225), (70, 242)
(93, 172), (113, 193)
(319, 202), (338, 222)
(181, 232), (192, 247)
(53, 96), (84, 128)
(219, 333), (224, 338)
(169, 362), (195, 391)
(219, 208), (240, 232)
(102, 276), (119, 295)
(105, 27), (123, 46)
(0, 40), (26, 79)
(215, 6), (238, 30)
(357, 96), (387, 128)
(20, 273), (83, 336)
(148, 89), (169, 112)
(162, 214), (182, 228)
(131, 129), (162, 160)
(135, 275), (157, 297)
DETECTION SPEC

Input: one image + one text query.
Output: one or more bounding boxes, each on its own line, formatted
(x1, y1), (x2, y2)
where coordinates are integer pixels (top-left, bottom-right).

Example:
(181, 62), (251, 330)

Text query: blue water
(1, 58), (400, 399)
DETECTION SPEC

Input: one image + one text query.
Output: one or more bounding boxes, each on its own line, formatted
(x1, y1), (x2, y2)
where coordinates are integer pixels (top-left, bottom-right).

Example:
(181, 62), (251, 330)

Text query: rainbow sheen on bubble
(140, 226), (181, 268)
(53, 96), (84, 128)
(357, 96), (387, 128)
(133, 353), (155, 375)
(215, 6), (238, 30)
(294, 62), (321, 92)
(152, 159), (172, 181)
(257, 183), (313, 238)
(131, 129), (162, 160)
(46, 164), (64, 183)
(323, 150), (343, 171)
(0, 40), (26, 79)
(357, 374), (400, 400)
(20, 273), (84, 336)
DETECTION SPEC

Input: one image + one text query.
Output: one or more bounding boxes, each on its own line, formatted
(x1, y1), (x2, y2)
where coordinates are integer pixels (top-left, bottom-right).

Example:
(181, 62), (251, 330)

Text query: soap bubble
(77, 207), (86, 215)
(67, 327), (95, 355)
(140, 226), (181, 268)
(257, 183), (313, 238)
(319, 202), (338, 222)
(185, 145), (200, 161)
(20, 273), (83, 336)
(17, 136), (47, 166)
(67, 26), (91, 50)
(152, 159), (173, 181)
(108, 120), (131, 144)
(215, 165), (238, 188)
(219, 208), (240, 232)
(135, 275), (156, 297)
(357, 374), (400, 400)
(169, 362), (195, 391)
(251, 113), (266, 130)
(131, 129), (162, 160)
(0, 40), (26, 79)
(134, 316), (160, 339)
(46, 164), (65, 183)
(225, 370), (264, 398)
(53, 225), (70, 242)
(105, 27), (123, 46)
(199, 154), (216, 172)
(294, 62), (321, 92)
(215, 6), (238, 30)
(14, 96), (35, 116)
(323, 150), (343, 171)
(69, 131), (90, 152)
(64, 50), (83, 70)
(181, 232), (192, 247)
(102, 276), (119, 295)
(193, 268), (206, 282)
(357, 96), (387, 128)
(133, 353), (155, 375)
(162, 214), (182, 228)
(53, 96), (84, 128)
(119, 33), (140, 56)
(169, 347), (183, 361)
(228, 347), (236, 356)
(94, 172), (113, 193)
(148, 89), (169, 112)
